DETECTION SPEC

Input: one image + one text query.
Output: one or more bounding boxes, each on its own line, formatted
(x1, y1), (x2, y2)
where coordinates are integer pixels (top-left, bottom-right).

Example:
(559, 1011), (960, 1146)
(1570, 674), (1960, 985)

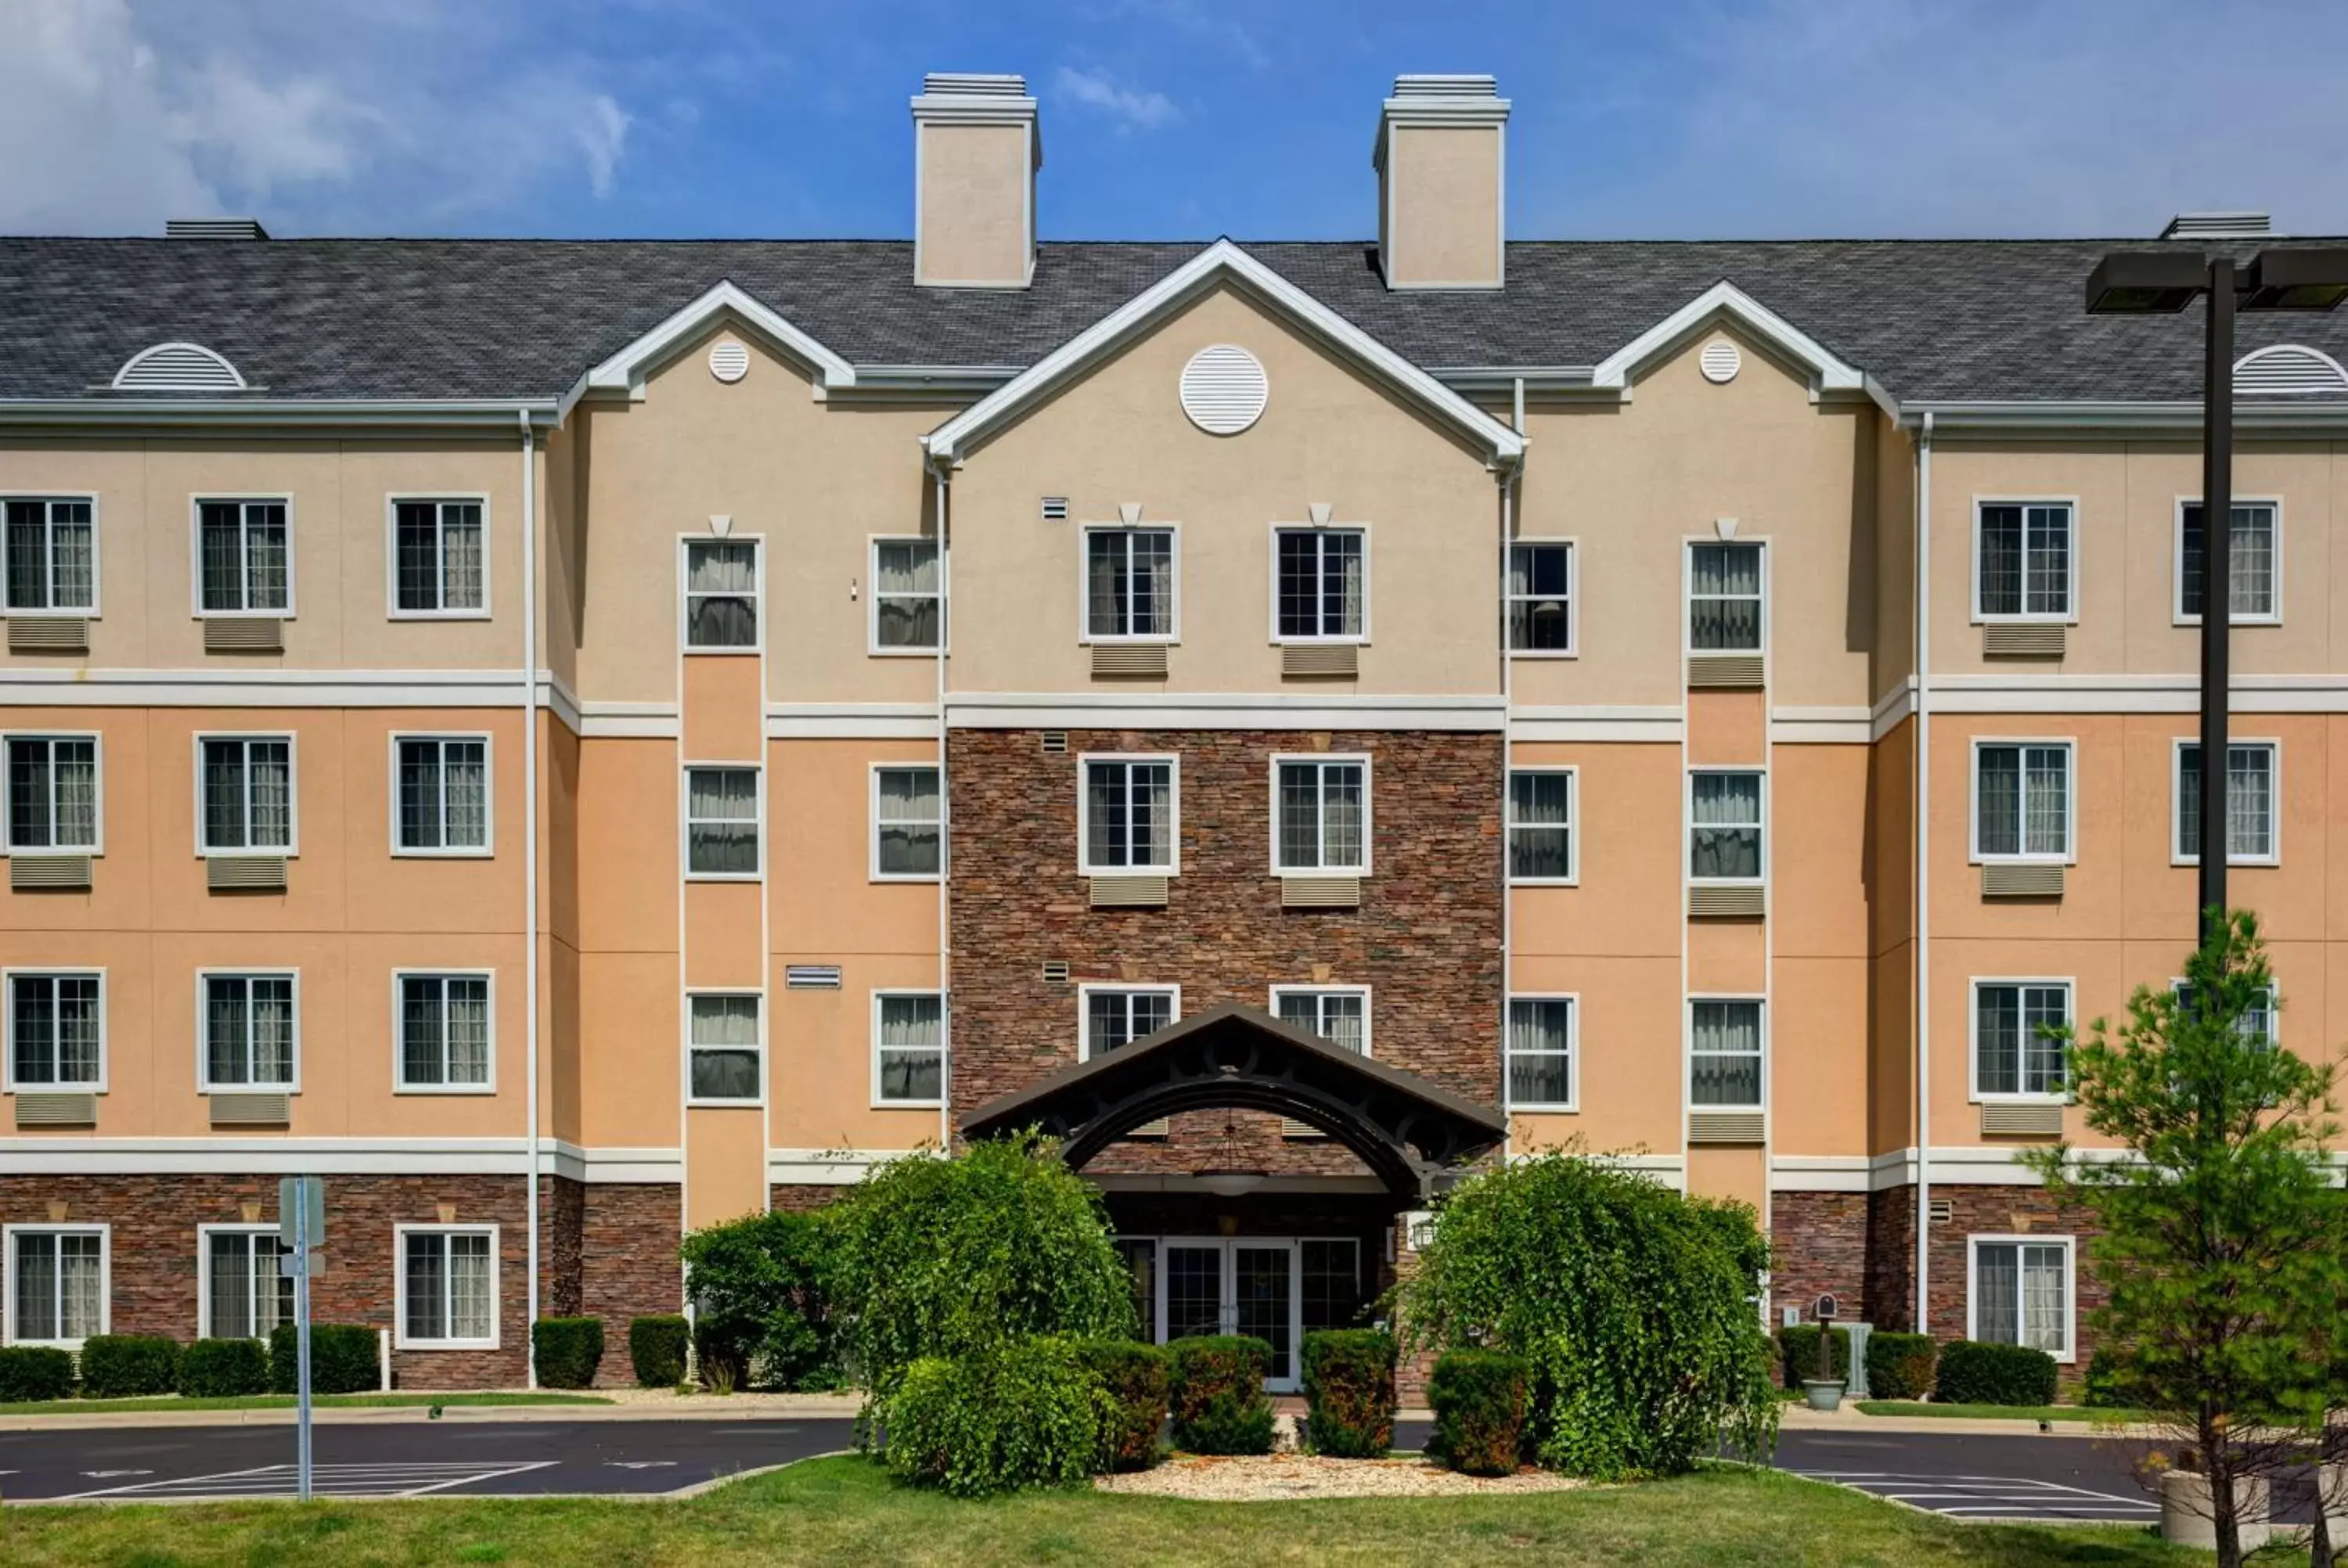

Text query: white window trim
(1681, 535), (1769, 658)
(1685, 766), (1767, 887)
(2170, 735), (2281, 868)
(1077, 522), (1182, 645)
(1967, 976), (2074, 1104)
(384, 493), (492, 620)
(683, 989), (766, 1109)
(0, 492), (103, 618)
(1965, 1232), (2076, 1364)
(2173, 495), (2284, 628)
(1968, 736), (2076, 865)
(393, 1222), (502, 1351)
(0, 730), (104, 855)
(1506, 537), (1577, 660)
(2170, 975), (2281, 1047)
(868, 761), (944, 883)
(188, 493), (297, 619)
(1505, 764), (1577, 886)
(682, 761), (765, 882)
(867, 533), (945, 656)
(1685, 994), (1768, 1113)
(1267, 753), (1374, 877)
(677, 533), (763, 655)
(194, 967), (302, 1094)
(870, 987), (946, 1109)
(1504, 991), (1579, 1113)
(1077, 983), (1183, 1063)
(192, 731), (300, 858)
(1266, 520), (1373, 645)
(1970, 496), (2080, 625)
(388, 732), (495, 858)
(1076, 753), (1181, 877)
(2, 966), (108, 1093)
(1267, 984), (1373, 1057)
(391, 969), (497, 1095)
(195, 1222), (286, 1340)
(3, 1221), (110, 1348)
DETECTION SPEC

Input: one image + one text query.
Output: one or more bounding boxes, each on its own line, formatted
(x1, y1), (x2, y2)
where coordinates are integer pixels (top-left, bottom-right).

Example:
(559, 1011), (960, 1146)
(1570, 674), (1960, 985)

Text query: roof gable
(1590, 280), (1867, 398)
(573, 279), (858, 406)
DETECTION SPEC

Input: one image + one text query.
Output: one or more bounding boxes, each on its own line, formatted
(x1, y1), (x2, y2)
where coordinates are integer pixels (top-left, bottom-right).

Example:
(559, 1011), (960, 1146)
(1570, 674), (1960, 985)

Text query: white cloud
(1054, 66), (1179, 132)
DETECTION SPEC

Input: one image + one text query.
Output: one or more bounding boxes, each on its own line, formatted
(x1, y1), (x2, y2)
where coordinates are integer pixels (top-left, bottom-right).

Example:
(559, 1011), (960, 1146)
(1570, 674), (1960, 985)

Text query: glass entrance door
(1231, 1243), (1295, 1385)
(1151, 1237), (1310, 1390)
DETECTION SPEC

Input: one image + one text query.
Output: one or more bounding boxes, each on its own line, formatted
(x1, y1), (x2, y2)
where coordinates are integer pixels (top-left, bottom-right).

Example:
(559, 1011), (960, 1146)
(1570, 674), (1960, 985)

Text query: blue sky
(5, 0), (2346, 241)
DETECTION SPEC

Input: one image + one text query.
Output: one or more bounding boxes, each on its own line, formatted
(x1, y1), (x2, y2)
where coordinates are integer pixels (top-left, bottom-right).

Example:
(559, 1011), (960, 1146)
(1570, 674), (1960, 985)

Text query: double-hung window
(200, 973), (297, 1091)
(873, 991), (944, 1105)
(1507, 541), (1573, 653)
(685, 767), (760, 878)
(682, 539), (758, 649)
(2176, 741), (2277, 865)
(871, 538), (942, 650)
(1505, 996), (1575, 1109)
(686, 993), (762, 1103)
(1690, 998), (1764, 1108)
(1273, 987), (1367, 1055)
(199, 735), (294, 854)
(196, 499), (291, 614)
(7, 972), (103, 1091)
(394, 736), (489, 854)
(1507, 768), (1574, 883)
(5, 735), (99, 852)
(1081, 757), (1176, 876)
(1274, 757), (1369, 876)
(1976, 502), (2073, 620)
(1082, 987), (1177, 1059)
(202, 1228), (292, 1340)
(7, 1227), (106, 1346)
(399, 1227), (497, 1348)
(4, 498), (96, 613)
(391, 500), (485, 615)
(872, 765), (942, 879)
(1970, 1237), (2072, 1359)
(1086, 527), (1176, 640)
(397, 973), (492, 1091)
(1973, 742), (2072, 861)
(1689, 771), (1763, 883)
(1274, 527), (1366, 641)
(1974, 981), (2069, 1099)
(1687, 542), (1763, 651)
(2179, 502), (2279, 623)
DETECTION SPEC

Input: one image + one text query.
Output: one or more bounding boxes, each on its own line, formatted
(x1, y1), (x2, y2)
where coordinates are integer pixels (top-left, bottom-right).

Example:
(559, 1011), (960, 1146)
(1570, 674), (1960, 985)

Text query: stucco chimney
(911, 73), (1041, 289)
(1373, 75), (1509, 290)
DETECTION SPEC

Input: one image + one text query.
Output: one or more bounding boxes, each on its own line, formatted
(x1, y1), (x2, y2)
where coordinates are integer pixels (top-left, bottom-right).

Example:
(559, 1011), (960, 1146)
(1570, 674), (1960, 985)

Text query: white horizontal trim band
(0, 1137), (685, 1181)
(947, 692), (1506, 732)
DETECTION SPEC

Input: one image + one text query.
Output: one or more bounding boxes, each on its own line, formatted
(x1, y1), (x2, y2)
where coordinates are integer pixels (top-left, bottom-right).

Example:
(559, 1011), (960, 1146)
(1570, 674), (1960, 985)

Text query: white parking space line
(1796, 1469), (2158, 1523)
(62, 1461), (559, 1501)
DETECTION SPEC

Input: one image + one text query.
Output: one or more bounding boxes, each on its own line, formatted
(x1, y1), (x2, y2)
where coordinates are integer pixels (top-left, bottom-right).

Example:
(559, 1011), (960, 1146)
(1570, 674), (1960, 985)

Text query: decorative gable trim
(1590, 281), (1865, 398)
(571, 280), (858, 408)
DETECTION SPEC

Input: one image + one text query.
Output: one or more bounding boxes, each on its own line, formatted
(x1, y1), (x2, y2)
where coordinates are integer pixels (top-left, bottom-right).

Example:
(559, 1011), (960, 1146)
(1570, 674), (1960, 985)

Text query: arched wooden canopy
(961, 1002), (1507, 1203)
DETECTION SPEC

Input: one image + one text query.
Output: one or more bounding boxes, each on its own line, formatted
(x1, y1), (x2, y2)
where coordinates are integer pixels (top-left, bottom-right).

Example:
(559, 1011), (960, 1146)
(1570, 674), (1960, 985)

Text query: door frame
(1157, 1235), (1299, 1390)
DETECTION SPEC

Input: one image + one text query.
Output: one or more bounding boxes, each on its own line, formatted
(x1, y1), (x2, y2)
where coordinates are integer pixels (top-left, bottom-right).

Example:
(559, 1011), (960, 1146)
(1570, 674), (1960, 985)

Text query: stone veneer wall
(541, 1175), (585, 1319)
(581, 1182), (684, 1387)
(1864, 1185), (1918, 1334)
(1767, 1191), (1869, 1325)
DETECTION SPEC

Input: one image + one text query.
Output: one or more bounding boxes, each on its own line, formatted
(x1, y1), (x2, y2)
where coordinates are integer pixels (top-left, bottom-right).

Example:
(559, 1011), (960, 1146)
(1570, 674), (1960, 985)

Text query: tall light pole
(2086, 246), (2348, 926)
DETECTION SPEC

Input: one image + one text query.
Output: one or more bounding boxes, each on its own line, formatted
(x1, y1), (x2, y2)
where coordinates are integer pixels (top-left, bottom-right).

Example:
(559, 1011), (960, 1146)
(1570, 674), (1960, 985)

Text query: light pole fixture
(2085, 245), (2348, 925)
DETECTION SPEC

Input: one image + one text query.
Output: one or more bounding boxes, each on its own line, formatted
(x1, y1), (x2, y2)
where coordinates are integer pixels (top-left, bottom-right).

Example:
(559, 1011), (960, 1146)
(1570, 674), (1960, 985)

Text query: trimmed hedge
(268, 1322), (380, 1395)
(1775, 1325), (1853, 1389)
(881, 1338), (1111, 1498)
(1166, 1336), (1275, 1455)
(0, 1344), (77, 1402)
(1428, 1350), (1528, 1476)
(1301, 1329), (1396, 1458)
(1933, 1340), (2059, 1407)
(1075, 1339), (1169, 1472)
(1865, 1332), (1938, 1401)
(629, 1314), (690, 1387)
(532, 1317), (605, 1390)
(178, 1337), (272, 1398)
(77, 1335), (182, 1399)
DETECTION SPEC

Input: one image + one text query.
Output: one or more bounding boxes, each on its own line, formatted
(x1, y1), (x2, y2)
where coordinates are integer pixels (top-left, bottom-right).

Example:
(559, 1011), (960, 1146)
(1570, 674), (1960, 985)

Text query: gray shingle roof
(3, 236), (2345, 407)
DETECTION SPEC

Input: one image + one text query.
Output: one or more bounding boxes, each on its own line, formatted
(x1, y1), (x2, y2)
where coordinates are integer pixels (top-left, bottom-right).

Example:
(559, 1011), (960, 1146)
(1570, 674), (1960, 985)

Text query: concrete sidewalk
(1780, 1402), (2156, 1440)
(0, 1390), (866, 1433)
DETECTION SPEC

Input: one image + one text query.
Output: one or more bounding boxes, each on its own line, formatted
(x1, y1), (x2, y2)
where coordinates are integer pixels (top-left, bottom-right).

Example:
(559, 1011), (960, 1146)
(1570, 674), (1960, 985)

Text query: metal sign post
(279, 1176), (326, 1503)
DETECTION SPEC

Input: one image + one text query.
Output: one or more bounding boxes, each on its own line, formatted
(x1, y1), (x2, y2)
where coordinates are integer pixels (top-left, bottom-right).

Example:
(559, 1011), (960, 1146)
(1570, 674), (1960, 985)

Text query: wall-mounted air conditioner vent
(784, 965), (843, 990)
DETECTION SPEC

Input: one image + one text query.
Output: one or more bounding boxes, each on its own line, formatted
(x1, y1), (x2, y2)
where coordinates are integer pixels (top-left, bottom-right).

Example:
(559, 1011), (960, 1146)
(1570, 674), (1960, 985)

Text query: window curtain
(442, 504), (484, 610)
(2023, 505), (2068, 614)
(877, 994), (942, 1100)
(874, 540), (939, 648)
(1689, 543), (1761, 649)
(2181, 505), (2275, 619)
(1508, 771), (1571, 879)
(5, 738), (90, 848)
(1690, 1000), (1763, 1106)
(446, 978), (489, 1084)
(1323, 533), (1364, 636)
(53, 739), (96, 847)
(877, 768), (942, 876)
(448, 1234), (492, 1340)
(1975, 1242), (2019, 1344)
(57, 976), (99, 1084)
(50, 502), (93, 609)
(2021, 1245), (2065, 1353)
(1690, 773), (1761, 879)
(686, 542), (757, 646)
(247, 505), (289, 610)
(1085, 762), (1167, 869)
(1507, 998), (1572, 1106)
(1129, 531), (1172, 635)
(689, 768), (758, 874)
(2189, 746), (2276, 860)
(2022, 746), (2066, 855)
(1287, 994), (1364, 1054)
(690, 995), (761, 1099)
(445, 742), (488, 847)
(2022, 987), (2066, 1095)
(1320, 764), (1363, 868)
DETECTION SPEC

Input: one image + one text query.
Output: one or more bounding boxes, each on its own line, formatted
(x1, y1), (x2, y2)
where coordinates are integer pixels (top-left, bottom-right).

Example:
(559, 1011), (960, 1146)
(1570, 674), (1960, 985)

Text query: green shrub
(1166, 1336), (1275, 1455)
(1402, 1153), (1780, 1479)
(531, 1318), (605, 1390)
(1301, 1329), (1395, 1458)
(680, 1208), (841, 1390)
(178, 1337), (271, 1398)
(1074, 1338), (1168, 1472)
(1933, 1340), (2059, 1406)
(2082, 1347), (2142, 1409)
(830, 1134), (1134, 1401)
(0, 1344), (76, 1402)
(268, 1322), (380, 1395)
(628, 1314), (690, 1388)
(880, 1338), (1111, 1498)
(77, 1335), (182, 1399)
(1865, 1332), (1938, 1401)
(1775, 1325), (1853, 1389)
(1428, 1350), (1529, 1476)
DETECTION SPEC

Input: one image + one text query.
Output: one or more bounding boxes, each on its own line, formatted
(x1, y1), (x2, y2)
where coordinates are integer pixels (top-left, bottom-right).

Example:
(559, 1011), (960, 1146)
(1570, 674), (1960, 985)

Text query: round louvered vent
(112, 341), (247, 392)
(2234, 344), (2348, 397)
(1179, 344), (1268, 435)
(708, 340), (751, 383)
(1699, 339), (1742, 384)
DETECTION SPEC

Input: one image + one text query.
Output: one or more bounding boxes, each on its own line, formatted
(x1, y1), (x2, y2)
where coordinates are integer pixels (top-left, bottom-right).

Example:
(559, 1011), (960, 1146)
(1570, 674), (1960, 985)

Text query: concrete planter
(1801, 1379), (1846, 1412)
(2159, 1470), (2271, 1552)
(2320, 1465), (2348, 1542)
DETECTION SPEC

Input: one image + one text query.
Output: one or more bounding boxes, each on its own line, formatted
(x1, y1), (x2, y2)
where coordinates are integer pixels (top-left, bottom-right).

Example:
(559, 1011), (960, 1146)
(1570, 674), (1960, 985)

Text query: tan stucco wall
(917, 121), (1031, 287)
(1382, 124), (1502, 288)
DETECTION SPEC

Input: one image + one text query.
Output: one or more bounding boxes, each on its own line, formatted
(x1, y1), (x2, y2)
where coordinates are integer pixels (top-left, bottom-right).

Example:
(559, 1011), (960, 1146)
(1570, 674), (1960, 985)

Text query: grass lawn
(0, 1392), (610, 1418)
(1854, 1401), (2146, 1423)
(0, 1454), (2207, 1568)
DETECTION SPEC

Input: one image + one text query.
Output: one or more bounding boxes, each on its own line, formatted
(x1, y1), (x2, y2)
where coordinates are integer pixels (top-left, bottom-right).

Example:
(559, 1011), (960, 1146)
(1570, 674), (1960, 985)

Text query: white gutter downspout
(1499, 379), (1523, 1145)
(1913, 411), (1933, 1337)
(520, 409), (542, 1386)
(935, 467), (953, 1154)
